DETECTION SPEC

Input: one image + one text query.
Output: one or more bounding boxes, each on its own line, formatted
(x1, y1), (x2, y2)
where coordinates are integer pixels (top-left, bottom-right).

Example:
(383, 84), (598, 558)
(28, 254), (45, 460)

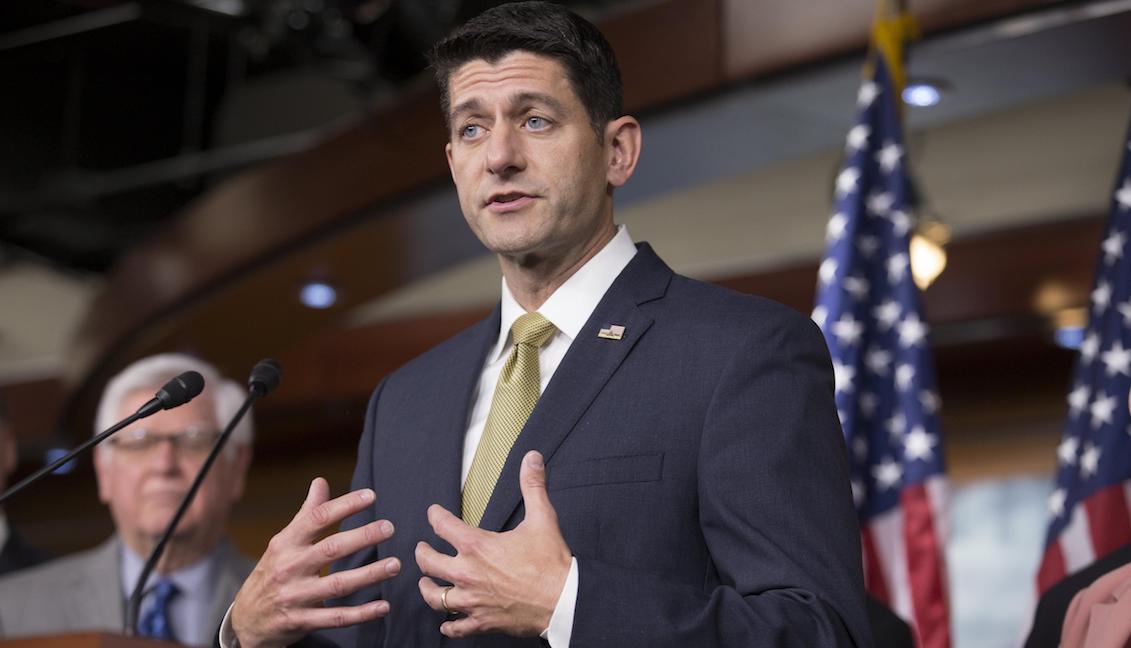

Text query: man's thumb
(519, 451), (555, 525)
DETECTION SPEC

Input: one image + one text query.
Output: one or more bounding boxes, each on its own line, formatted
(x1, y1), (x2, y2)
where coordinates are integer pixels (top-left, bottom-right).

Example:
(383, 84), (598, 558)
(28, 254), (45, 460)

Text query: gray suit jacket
(0, 535), (253, 644)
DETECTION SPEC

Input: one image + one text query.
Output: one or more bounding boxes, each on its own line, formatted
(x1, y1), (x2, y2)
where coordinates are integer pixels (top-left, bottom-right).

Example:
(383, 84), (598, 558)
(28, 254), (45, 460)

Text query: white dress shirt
(122, 540), (221, 646)
(463, 225), (637, 646)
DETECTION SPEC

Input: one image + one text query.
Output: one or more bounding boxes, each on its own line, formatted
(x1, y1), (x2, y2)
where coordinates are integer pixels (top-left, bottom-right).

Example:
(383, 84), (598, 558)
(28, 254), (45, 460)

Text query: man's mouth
(486, 192), (536, 211)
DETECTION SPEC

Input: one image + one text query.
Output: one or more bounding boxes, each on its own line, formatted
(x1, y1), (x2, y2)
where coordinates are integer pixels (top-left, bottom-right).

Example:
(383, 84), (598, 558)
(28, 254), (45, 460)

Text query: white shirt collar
(489, 225), (637, 363)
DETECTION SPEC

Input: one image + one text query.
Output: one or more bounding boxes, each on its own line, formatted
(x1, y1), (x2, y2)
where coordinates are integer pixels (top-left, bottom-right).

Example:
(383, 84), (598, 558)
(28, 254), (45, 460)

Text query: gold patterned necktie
(462, 312), (557, 527)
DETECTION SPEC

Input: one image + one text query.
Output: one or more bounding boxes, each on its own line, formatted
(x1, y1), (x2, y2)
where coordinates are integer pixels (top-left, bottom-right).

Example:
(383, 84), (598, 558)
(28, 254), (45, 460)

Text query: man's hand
(415, 451), (572, 639)
(230, 478), (400, 648)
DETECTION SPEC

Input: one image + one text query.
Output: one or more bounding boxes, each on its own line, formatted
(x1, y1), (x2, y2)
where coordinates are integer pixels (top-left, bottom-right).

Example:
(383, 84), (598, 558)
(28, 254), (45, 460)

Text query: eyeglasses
(107, 427), (222, 456)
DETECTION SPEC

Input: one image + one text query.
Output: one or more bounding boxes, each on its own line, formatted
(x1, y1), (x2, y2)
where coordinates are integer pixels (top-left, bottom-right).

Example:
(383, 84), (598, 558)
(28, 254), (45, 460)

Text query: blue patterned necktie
(137, 578), (180, 641)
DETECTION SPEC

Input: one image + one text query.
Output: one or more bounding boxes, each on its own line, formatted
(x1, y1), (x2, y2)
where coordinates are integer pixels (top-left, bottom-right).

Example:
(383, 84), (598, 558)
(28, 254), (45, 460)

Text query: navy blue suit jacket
(318, 244), (871, 647)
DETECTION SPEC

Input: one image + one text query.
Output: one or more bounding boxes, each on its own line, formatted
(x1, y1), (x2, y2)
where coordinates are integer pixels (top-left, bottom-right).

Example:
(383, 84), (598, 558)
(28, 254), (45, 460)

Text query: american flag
(1036, 116), (1131, 593)
(812, 10), (951, 648)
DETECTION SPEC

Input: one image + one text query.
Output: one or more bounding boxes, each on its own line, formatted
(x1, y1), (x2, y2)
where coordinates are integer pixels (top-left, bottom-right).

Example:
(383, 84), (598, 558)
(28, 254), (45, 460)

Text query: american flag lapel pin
(597, 324), (626, 340)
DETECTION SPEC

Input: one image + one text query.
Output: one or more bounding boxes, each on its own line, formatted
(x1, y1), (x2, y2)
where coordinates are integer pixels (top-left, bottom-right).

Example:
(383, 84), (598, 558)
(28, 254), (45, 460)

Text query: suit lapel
(477, 245), (672, 531)
(424, 307), (501, 524)
(67, 537), (126, 630)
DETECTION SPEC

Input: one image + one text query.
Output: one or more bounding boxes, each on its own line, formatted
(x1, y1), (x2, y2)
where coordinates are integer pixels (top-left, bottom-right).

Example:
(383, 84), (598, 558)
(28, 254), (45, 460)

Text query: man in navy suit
(227, 3), (870, 646)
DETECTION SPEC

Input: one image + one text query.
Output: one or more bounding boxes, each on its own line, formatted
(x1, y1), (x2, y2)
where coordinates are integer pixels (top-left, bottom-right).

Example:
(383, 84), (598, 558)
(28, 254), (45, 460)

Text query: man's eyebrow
(512, 91), (567, 114)
(449, 98), (484, 121)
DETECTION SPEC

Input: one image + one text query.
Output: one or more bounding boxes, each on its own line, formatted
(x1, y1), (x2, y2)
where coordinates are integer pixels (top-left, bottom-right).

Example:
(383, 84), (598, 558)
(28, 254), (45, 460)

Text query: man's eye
(460, 124), (481, 139)
(526, 116), (549, 130)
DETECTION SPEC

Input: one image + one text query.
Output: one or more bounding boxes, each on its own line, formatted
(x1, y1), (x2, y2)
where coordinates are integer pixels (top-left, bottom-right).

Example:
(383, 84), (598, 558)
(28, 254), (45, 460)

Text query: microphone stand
(125, 360), (280, 636)
(0, 412), (146, 506)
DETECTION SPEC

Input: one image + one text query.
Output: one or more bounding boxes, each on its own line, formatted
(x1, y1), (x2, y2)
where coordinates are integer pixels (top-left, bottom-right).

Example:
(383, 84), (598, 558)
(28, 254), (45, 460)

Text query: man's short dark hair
(428, 1), (624, 136)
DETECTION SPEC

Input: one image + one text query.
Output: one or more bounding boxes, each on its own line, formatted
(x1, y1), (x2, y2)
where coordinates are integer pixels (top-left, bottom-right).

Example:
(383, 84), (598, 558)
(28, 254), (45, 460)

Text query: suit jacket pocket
(547, 452), (664, 492)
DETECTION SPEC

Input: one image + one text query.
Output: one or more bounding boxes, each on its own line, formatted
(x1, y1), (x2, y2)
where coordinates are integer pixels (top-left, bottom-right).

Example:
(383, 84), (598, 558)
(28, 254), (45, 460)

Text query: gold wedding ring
(440, 585), (455, 614)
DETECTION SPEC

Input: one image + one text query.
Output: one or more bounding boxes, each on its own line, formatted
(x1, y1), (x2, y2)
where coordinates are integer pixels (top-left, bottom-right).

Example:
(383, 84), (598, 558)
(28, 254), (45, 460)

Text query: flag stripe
(1061, 503), (1098, 574)
(861, 525), (893, 605)
(903, 482), (951, 648)
(1083, 483), (1131, 557)
(1037, 543), (1067, 595)
(869, 507), (914, 621)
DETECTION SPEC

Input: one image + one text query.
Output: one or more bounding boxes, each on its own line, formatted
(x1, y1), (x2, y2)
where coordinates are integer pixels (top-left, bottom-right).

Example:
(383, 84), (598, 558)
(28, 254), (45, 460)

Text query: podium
(0, 634), (179, 648)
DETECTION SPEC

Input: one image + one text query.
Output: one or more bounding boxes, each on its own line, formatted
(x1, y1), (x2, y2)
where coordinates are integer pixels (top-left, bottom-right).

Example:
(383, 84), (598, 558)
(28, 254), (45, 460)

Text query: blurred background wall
(1, 0), (1129, 644)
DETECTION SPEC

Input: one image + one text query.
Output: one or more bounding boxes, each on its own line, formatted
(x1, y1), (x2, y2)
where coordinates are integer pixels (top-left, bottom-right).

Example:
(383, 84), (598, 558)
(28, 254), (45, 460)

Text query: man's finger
(295, 478), (330, 519)
(414, 540), (459, 581)
(418, 576), (461, 614)
(310, 519), (395, 566)
(306, 557), (401, 602)
(440, 617), (484, 639)
(426, 504), (477, 550)
(294, 488), (376, 541)
(299, 600), (392, 631)
(518, 451), (557, 529)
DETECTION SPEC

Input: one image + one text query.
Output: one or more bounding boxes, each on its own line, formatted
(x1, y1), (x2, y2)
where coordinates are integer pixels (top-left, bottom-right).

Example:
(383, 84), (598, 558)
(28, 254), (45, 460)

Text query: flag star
(833, 360), (856, 395)
(1101, 340), (1131, 377)
(859, 391), (878, 417)
(1048, 488), (1067, 518)
(864, 348), (893, 376)
(1068, 384), (1090, 416)
(832, 314), (865, 346)
(1090, 392), (1117, 428)
(874, 300), (902, 330)
(826, 212), (849, 242)
(843, 276), (870, 300)
(897, 313), (928, 348)
(851, 479), (865, 507)
(888, 210), (913, 237)
(895, 363), (916, 392)
(836, 167), (861, 197)
(819, 258), (838, 285)
(857, 235), (881, 258)
(1080, 443), (1101, 478)
(812, 305), (828, 329)
(903, 425), (937, 461)
(1118, 300), (1131, 326)
(867, 191), (894, 216)
(837, 409), (848, 426)
(877, 141), (904, 173)
(1057, 436), (1079, 466)
(846, 124), (871, 152)
(1102, 230), (1126, 264)
(852, 435), (869, 462)
(887, 252), (909, 284)
(1093, 281), (1112, 313)
(872, 457), (902, 490)
(1081, 331), (1100, 364)
(857, 81), (880, 107)
(1116, 179), (1131, 211)
(886, 412), (907, 439)
(919, 389), (941, 414)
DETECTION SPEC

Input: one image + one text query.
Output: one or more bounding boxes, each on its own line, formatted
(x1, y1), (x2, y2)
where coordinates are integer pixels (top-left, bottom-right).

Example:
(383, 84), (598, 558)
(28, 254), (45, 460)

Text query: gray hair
(94, 353), (254, 446)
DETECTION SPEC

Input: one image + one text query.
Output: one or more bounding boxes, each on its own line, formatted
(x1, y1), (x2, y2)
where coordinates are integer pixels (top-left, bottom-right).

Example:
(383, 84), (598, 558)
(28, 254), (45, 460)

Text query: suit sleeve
(568, 312), (871, 647)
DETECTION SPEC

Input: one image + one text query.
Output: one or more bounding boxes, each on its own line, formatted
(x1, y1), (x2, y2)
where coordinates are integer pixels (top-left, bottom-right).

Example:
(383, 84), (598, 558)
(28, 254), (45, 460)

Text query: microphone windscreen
(156, 371), (205, 409)
(248, 358), (282, 396)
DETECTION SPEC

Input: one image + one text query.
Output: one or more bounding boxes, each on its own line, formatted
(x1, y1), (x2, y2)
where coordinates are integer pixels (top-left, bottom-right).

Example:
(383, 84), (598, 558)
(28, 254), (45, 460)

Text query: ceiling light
(299, 281), (338, 309)
(903, 82), (942, 108)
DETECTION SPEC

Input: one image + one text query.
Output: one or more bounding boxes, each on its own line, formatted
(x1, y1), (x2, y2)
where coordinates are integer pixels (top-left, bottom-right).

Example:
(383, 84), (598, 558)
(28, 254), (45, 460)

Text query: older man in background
(0, 396), (50, 575)
(0, 353), (255, 646)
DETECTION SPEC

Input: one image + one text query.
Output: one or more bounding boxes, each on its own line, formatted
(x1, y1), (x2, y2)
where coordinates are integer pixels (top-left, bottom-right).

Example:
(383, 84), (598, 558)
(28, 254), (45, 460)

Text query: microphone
(126, 359), (282, 636)
(0, 371), (206, 506)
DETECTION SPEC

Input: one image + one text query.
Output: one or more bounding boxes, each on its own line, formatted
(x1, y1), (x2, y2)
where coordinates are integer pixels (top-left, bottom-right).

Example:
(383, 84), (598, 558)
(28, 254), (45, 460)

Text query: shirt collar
(120, 537), (219, 599)
(488, 225), (637, 363)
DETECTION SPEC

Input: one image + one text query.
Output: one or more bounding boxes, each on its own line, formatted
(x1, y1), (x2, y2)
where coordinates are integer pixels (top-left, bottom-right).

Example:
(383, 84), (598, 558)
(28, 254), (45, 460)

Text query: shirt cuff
(219, 603), (239, 648)
(539, 557), (578, 647)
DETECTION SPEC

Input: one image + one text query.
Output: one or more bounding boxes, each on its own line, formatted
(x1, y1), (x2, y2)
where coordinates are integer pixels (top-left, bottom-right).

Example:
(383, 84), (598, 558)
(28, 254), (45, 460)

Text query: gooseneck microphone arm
(126, 359), (282, 636)
(0, 370), (206, 506)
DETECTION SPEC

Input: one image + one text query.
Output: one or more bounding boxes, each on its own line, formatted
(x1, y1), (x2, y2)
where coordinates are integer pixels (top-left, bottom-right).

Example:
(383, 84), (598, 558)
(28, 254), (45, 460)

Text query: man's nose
(147, 438), (181, 472)
(485, 126), (525, 177)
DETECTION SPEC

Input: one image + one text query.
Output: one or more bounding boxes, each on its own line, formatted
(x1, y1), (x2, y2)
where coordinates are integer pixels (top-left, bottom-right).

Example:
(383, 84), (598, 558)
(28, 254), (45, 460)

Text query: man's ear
(93, 447), (112, 504)
(605, 116), (642, 189)
(445, 141), (456, 181)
